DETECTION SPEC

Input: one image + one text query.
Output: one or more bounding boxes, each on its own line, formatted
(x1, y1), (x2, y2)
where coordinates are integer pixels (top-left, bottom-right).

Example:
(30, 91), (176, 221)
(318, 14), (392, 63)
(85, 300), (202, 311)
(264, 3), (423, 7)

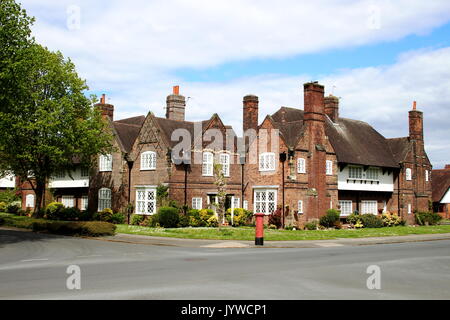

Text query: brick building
(11, 82), (433, 226)
(432, 165), (450, 218)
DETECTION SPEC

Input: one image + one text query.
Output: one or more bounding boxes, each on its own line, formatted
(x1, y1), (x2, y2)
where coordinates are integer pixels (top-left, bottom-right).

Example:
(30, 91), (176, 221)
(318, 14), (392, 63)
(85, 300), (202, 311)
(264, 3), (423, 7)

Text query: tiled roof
(432, 169), (450, 203)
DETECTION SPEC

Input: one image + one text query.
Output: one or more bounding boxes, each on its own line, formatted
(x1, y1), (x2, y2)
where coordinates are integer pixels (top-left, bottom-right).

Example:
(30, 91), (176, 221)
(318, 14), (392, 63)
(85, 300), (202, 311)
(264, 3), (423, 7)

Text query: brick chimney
(324, 94), (339, 122)
(243, 95), (259, 134)
(97, 94), (114, 120)
(166, 86), (186, 121)
(409, 101), (423, 141)
(303, 82), (327, 220)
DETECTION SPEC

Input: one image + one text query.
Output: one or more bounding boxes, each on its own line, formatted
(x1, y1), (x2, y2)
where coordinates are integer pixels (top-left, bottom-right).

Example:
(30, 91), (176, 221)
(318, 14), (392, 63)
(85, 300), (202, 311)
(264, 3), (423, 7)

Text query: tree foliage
(213, 163), (227, 227)
(0, 1), (114, 215)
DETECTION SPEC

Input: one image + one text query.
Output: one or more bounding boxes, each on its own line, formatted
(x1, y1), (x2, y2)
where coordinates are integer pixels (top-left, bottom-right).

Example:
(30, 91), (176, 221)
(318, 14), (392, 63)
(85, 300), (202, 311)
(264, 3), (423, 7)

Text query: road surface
(1, 229), (449, 299)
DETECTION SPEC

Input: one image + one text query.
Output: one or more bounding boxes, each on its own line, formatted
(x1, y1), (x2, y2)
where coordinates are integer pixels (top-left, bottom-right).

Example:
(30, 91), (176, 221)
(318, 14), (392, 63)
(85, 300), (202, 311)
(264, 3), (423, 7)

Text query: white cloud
(18, 0), (450, 168)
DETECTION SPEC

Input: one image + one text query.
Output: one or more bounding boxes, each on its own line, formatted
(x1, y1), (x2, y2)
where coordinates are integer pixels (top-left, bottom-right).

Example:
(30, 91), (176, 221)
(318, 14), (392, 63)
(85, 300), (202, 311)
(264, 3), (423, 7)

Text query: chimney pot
(413, 101), (417, 110)
(101, 94), (106, 104)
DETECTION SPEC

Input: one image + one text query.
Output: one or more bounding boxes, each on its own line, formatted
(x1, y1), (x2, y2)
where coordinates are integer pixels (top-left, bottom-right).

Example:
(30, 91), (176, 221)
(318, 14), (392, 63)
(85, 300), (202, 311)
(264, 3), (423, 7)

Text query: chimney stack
(445, 164), (450, 170)
(243, 95), (259, 134)
(304, 81), (325, 122)
(324, 94), (339, 122)
(96, 93), (114, 120)
(166, 86), (186, 121)
(409, 101), (423, 141)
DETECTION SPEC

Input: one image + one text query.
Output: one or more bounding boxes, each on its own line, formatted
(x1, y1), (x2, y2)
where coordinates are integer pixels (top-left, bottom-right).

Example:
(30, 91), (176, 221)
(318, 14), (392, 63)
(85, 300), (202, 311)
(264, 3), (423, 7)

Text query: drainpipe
(127, 160), (134, 224)
(280, 152), (287, 228)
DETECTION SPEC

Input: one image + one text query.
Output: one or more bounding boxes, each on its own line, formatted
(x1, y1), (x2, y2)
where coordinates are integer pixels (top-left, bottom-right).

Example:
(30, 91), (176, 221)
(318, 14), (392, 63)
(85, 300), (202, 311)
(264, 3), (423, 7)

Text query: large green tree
(0, 1), (113, 215)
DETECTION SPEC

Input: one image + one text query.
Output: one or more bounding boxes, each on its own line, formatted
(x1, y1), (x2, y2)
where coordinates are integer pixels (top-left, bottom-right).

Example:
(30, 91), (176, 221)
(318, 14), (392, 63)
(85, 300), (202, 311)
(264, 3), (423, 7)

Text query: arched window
(297, 158), (306, 173)
(25, 194), (35, 208)
(98, 188), (111, 211)
(202, 152), (214, 176)
(99, 154), (112, 172)
(405, 168), (412, 181)
(220, 153), (230, 177)
(141, 151), (157, 170)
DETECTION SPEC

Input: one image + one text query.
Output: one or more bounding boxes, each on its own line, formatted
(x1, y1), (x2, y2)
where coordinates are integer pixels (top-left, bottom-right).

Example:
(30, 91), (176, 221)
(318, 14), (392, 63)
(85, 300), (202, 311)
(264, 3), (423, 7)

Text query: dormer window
(141, 151), (157, 171)
(259, 153), (276, 172)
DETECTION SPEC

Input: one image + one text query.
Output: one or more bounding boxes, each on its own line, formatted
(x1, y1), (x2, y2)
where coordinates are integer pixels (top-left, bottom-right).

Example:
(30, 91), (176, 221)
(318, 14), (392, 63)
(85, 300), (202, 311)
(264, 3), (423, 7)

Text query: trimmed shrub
(0, 202), (7, 212)
(111, 212), (126, 224)
(346, 213), (360, 225)
(268, 209), (282, 229)
(97, 208), (113, 222)
(156, 206), (180, 228)
(60, 207), (81, 221)
(415, 211), (442, 226)
(178, 214), (190, 228)
(381, 212), (404, 227)
(360, 214), (383, 228)
(7, 203), (20, 214)
(206, 215), (218, 227)
(319, 209), (341, 228)
(225, 208), (254, 227)
(45, 202), (64, 220)
(32, 221), (115, 236)
(131, 214), (144, 226)
(304, 220), (319, 230)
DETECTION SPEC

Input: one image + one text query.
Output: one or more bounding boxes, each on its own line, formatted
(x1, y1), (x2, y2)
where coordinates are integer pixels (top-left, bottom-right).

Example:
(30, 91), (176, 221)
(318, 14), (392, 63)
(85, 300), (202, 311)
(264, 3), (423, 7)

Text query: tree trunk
(32, 179), (46, 218)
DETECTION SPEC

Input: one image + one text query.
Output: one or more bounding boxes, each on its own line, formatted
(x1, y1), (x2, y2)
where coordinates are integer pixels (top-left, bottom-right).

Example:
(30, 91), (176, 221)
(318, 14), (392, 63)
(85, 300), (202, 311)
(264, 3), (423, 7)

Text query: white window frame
(99, 154), (112, 172)
(243, 200), (248, 210)
(220, 153), (230, 177)
(366, 167), (379, 180)
(349, 166), (363, 179)
(81, 195), (88, 211)
(297, 158), (306, 174)
(98, 188), (112, 211)
(233, 197), (240, 209)
(25, 194), (35, 208)
(405, 168), (412, 181)
(202, 152), (214, 176)
(61, 195), (75, 208)
(339, 200), (352, 216)
(298, 200), (303, 214)
(326, 160), (333, 175)
(141, 151), (157, 171)
(192, 197), (203, 210)
(361, 200), (378, 215)
(425, 170), (429, 182)
(254, 189), (277, 215)
(259, 153), (276, 172)
(408, 203), (412, 214)
(135, 187), (157, 215)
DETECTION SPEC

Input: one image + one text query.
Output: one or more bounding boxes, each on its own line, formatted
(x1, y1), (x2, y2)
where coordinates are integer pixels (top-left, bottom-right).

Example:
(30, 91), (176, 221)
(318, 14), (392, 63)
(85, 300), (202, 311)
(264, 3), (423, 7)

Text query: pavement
(98, 230), (450, 248)
(1, 227), (450, 299)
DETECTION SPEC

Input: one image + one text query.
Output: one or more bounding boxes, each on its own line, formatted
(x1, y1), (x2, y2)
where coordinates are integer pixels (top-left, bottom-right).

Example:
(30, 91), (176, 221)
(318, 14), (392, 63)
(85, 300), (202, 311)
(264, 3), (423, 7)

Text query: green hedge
(32, 221), (116, 236)
(415, 212), (442, 226)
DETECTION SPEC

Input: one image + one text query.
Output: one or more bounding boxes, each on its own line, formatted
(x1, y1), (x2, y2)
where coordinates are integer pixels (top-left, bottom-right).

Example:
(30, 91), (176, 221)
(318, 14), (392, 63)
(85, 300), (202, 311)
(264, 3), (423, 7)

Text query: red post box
(254, 213), (265, 246)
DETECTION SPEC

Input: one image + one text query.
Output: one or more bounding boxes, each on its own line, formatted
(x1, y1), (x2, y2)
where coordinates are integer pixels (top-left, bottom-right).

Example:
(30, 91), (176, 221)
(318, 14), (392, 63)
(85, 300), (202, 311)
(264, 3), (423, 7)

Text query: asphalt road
(1, 229), (450, 300)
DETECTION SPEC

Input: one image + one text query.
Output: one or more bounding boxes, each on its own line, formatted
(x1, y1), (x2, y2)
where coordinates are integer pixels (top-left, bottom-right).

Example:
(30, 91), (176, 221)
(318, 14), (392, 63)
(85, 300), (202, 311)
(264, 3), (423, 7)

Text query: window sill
(140, 168), (156, 171)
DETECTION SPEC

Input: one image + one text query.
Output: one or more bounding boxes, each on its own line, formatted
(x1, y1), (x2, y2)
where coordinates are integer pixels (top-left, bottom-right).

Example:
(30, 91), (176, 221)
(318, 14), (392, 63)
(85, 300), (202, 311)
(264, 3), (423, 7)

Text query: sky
(19, 0), (450, 168)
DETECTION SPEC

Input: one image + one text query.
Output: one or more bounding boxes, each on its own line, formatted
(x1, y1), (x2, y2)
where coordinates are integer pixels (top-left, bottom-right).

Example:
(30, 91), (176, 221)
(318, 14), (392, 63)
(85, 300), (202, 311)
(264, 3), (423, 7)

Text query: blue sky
(19, 0), (450, 168)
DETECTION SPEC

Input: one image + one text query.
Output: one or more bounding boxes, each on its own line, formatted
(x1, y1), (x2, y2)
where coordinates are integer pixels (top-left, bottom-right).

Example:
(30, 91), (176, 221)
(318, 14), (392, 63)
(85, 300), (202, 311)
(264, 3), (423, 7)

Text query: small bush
(415, 211), (442, 226)
(131, 214), (144, 226)
(178, 214), (190, 228)
(7, 203), (20, 214)
(79, 210), (94, 221)
(346, 213), (360, 225)
(268, 209), (282, 229)
(45, 202), (64, 220)
(382, 212), (404, 227)
(206, 215), (218, 227)
(0, 202), (7, 212)
(157, 206), (180, 228)
(96, 208), (113, 222)
(319, 209), (341, 228)
(360, 214), (383, 228)
(32, 221), (115, 236)
(60, 207), (81, 221)
(304, 220), (319, 230)
(111, 212), (126, 224)
(225, 208), (253, 227)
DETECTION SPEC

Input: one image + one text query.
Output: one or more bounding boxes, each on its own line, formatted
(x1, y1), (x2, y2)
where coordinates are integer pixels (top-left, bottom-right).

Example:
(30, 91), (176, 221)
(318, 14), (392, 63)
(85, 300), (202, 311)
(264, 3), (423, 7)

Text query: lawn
(3, 212), (450, 241)
(116, 224), (450, 241)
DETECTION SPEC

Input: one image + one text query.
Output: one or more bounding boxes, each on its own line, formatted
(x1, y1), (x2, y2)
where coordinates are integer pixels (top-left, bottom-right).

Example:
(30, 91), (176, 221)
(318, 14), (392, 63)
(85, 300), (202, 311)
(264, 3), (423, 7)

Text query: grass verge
(116, 224), (450, 241)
